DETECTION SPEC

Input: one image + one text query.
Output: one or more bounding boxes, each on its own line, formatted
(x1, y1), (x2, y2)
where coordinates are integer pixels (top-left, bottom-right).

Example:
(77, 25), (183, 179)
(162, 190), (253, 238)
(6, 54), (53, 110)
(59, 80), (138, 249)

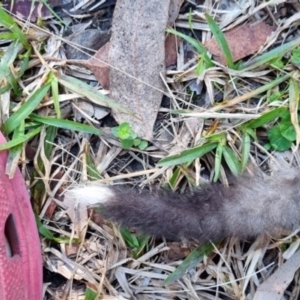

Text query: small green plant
(120, 227), (149, 258)
(267, 119), (296, 151)
(112, 122), (148, 150)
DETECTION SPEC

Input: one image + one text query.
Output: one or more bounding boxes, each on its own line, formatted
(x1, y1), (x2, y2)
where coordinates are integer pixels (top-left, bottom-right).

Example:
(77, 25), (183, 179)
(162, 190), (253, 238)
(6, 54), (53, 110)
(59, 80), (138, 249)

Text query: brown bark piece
(108, 0), (170, 140)
(204, 22), (275, 65)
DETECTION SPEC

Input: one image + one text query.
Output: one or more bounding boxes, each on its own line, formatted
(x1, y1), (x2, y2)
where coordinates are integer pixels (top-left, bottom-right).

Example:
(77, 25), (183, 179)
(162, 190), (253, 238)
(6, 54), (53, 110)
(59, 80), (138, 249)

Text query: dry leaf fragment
(87, 42), (111, 90)
(3, 0), (61, 22)
(168, 0), (185, 26)
(65, 29), (111, 61)
(88, 34), (180, 90)
(253, 250), (300, 300)
(204, 22), (275, 65)
(165, 35), (181, 67)
(108, 0), (170, 140)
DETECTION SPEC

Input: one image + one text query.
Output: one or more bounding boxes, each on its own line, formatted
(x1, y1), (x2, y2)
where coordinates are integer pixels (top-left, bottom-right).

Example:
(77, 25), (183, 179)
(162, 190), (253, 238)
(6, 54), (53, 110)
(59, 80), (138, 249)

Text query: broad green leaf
(29, 113), (102, 135)
(84, 288), (97, 300)
(166, 28), (214, 68)
(164, 244), (214, 286)
(205, 13), (235, 69)
(222, 146), (241, 175)
(133, 138), (141, 146)
(121, 139), (134, 149)
(138, 140), (148, 150)
(158, 142), (218, 167)
(0, 126), (41, 151)
(4, 84), (51, 134)
(57, 73), (134, 115)
(118, 122), (136, 139)
(279, 122), (296, 142)
(268, 125), (292, 151)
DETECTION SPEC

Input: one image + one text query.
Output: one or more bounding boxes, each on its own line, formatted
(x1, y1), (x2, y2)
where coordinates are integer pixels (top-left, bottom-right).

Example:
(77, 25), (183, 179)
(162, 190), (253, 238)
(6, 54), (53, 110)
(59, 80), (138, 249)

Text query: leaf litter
(1, 0), (300, 299)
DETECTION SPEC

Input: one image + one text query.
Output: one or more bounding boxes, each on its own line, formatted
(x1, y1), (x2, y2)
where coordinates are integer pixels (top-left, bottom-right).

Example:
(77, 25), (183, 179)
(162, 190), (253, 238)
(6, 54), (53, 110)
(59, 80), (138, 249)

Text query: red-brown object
(0, 132), (42, 299)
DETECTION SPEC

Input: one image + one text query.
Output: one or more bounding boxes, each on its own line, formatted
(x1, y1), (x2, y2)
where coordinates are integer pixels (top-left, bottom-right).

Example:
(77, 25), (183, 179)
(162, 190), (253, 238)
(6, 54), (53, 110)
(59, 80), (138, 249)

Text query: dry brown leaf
(204, 22), (275, 65)
(108, 0), (170, 140)
(165, 35), (181, 67)
(86, 42), (111, 90)
(253, 250), (300, 300)
(88, 34), (179, 91)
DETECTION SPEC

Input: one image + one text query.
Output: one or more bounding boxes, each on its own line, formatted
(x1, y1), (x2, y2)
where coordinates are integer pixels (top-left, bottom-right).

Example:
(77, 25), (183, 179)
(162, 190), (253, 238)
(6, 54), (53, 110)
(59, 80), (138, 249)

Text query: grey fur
(81, 167), (300, 242)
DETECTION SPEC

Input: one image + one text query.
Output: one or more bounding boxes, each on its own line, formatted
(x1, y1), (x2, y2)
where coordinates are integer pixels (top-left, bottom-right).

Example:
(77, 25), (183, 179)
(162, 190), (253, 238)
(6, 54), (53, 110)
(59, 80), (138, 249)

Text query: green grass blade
(40, 0), (66, 25)
(213, 143), (223, 182)
(164, 243), (215, 286)
(241, 38), (300, 71)
(158, 142), (217, 167)
(222, 146), (241, 175)
(86, 152), (102, 180)
(6, 122), (25, 178)
(0, 40), (23, 82)
(166, 28), (214, 68)
(205, 13), (235, 69)
(56, 73), (135, 116)
(31, 126), (57, 213)
(241, 132), (251, 171)
(29, 113), (102, 135)
(18, 49), (32, 78)
(4, 83), (51, 134)
(0, 7), (30, 49)
(0, 126), (41, 151)
(50, 73), (61, 118)
(0, 32), (19, 40)
(245, 107), (287, 129)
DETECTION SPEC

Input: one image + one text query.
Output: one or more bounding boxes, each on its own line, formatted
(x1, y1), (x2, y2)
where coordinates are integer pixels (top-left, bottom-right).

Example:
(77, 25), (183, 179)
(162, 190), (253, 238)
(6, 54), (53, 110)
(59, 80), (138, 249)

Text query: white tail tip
(65, 185), (114, 206)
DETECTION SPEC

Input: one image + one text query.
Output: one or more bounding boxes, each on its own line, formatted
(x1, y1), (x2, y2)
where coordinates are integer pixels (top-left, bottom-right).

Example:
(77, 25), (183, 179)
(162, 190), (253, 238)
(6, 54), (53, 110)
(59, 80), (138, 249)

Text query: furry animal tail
(65, 167), (300, 242)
